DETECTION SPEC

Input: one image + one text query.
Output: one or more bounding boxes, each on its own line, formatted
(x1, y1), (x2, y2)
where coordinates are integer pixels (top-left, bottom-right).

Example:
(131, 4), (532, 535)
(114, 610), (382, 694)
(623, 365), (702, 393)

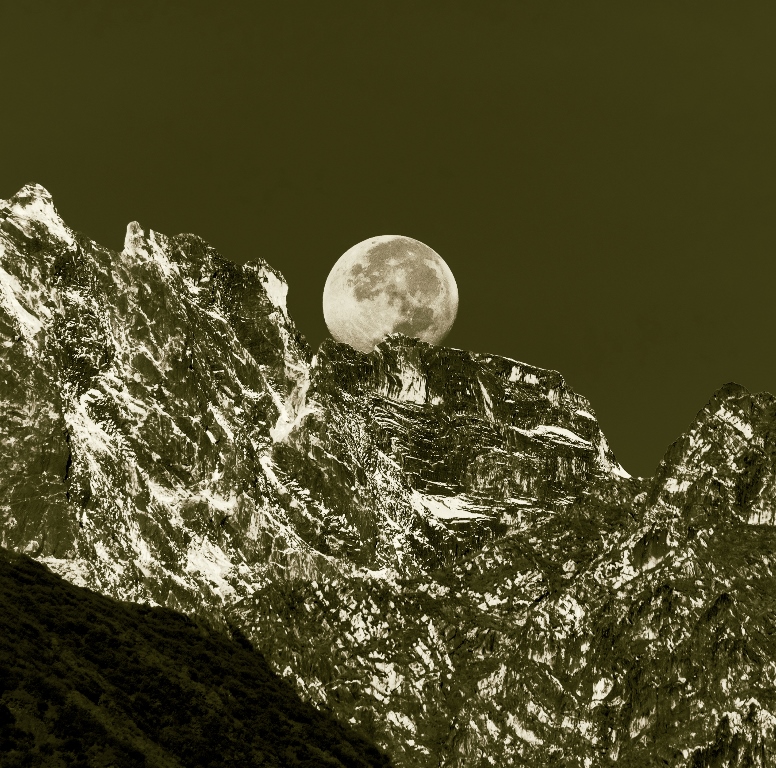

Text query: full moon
(323, 235), (458, 353)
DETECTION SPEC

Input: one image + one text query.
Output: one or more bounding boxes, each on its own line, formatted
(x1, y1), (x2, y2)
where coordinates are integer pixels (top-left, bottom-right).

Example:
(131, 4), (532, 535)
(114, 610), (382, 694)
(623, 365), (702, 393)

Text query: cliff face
(272, 332), (635, 568)
(646, 382), (776, 528)
(0, 184), (317, 614)
(1, 184), (775, 766)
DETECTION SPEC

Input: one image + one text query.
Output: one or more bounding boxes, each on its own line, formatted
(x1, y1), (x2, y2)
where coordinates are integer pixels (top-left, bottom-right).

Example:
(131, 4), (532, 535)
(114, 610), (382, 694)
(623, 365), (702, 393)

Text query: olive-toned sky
(4, 2), (776, 478)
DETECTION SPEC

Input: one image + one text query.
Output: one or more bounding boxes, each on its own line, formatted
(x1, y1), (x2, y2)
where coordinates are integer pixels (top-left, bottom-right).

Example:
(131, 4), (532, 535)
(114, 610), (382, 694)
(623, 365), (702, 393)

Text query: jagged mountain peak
(305, 331), (632, 494)
(2, 185), (776, 766)
(686, 379), (775, 430)
(1, 183), (74, 248)
(3, 181), (57, 212)
(120, 216), (297, 319)
(123, 219), (146, 249)
(644, 378), (776, 532)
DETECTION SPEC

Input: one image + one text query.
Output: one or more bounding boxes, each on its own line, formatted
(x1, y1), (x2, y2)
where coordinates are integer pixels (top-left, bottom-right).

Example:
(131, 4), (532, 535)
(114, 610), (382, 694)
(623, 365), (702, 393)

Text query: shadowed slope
(0, 548), (393, 767)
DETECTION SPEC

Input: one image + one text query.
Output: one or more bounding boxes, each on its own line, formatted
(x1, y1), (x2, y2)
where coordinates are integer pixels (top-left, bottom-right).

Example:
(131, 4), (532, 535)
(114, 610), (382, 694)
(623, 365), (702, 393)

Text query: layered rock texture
(1, 183), (775, 766)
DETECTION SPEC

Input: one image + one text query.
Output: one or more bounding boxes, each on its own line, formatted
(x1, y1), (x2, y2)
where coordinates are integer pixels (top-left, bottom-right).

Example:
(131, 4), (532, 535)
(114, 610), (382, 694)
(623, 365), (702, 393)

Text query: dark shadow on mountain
(0, 547), (393, 767)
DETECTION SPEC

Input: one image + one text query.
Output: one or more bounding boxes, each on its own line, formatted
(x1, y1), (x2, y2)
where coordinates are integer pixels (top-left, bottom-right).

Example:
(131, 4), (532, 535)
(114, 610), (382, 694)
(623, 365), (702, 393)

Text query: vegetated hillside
(0, 548), (393, 768)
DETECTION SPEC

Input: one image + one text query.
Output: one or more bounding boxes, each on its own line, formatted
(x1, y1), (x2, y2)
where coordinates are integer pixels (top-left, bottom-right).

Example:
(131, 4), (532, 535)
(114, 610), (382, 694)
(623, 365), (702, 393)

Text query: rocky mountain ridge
(1, 183), (774, 766)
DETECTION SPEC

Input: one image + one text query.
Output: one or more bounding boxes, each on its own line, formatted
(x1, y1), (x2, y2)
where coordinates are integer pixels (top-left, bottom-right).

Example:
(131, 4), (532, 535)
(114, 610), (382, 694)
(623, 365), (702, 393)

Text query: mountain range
(1, 183), (774, 766)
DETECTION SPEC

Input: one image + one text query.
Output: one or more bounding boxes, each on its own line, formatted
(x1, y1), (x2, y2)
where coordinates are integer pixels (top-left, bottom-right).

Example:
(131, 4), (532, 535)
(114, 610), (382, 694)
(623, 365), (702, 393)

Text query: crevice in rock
(62, 428), (72, 501)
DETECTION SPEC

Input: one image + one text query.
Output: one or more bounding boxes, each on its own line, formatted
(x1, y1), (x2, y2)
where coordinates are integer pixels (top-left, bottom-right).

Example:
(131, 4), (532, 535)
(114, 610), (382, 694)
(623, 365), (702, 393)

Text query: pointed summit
(122, 220), (148, 260)
(3, 183), (74, 246)
(124, 220), (145, 245)
(9, 182), (55, 206)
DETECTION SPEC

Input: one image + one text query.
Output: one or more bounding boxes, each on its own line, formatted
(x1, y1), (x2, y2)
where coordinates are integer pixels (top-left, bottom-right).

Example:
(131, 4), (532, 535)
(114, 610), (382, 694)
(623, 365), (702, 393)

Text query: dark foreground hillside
(0, 548), (393, 768)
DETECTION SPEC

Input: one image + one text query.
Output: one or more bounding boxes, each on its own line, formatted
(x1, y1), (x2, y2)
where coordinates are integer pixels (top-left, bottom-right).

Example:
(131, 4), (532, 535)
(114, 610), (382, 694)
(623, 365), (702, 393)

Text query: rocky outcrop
(646, 382), (776, 529)
(1, 183), (775, 766)
(271, 334), (635, 570)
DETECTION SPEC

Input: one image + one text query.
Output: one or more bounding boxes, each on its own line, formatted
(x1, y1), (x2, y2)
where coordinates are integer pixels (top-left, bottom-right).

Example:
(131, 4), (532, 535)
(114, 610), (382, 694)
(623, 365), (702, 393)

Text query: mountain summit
(1, 184), (775, 766)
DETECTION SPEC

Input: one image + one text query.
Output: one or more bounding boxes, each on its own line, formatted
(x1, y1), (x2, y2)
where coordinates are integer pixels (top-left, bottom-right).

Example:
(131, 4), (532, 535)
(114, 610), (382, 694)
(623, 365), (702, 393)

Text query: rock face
(1, 183), (775, 766)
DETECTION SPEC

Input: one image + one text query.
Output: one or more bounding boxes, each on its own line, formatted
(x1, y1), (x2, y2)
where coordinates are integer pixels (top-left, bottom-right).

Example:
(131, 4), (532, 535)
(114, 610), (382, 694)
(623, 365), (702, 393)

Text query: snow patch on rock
(513, 424), (593, 449)
(411, 490), (490, 520)
(715, 405), (754, 440)
(259, 267), (289, 317)
(4, 184), (75, 246)
(186, 537), (236, 599)
(0, 264), (43, 344)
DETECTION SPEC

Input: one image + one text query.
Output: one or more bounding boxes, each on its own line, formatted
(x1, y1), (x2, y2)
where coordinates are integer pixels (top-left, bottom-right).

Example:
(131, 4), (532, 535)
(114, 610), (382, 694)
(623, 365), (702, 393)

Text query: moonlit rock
(2, 183), (74, 247)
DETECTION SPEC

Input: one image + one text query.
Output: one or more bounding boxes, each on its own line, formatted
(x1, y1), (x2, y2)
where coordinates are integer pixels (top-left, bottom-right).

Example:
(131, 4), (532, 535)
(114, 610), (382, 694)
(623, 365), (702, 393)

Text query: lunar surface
(323, 235), (458, 353)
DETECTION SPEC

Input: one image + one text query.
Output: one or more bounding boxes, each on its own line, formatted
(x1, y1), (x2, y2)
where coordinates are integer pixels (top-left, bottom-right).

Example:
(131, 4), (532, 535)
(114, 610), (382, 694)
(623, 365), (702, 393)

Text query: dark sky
(4, 1), (776, 478)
